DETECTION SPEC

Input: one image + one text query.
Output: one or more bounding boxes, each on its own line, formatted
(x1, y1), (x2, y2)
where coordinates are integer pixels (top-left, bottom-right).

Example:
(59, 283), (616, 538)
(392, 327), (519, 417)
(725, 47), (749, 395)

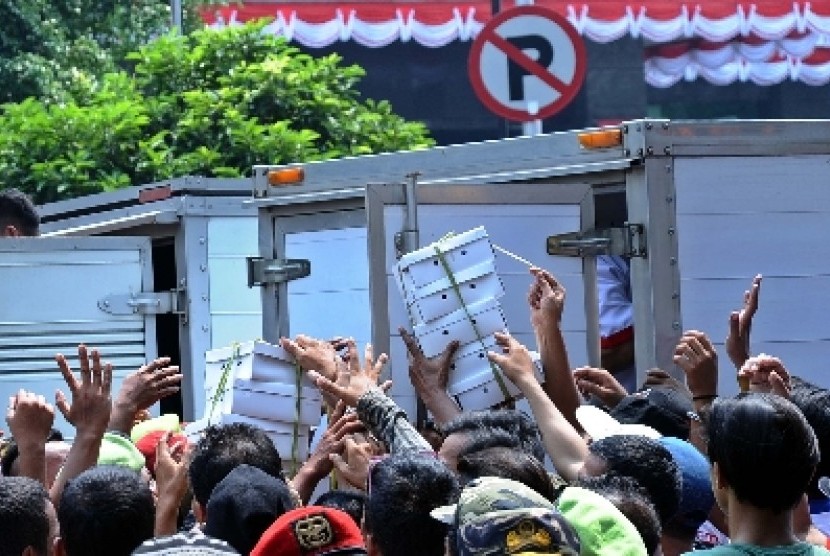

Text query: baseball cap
(658, 437), (715, 533)
(611, 387), (693, 440)
(132, 532), (239, 555)
(430, 475), (555, 525)
(431, 476), (580, 556)
(204, 464), (296, 555)
(251, 506), (367, 556)
(134, 430), (188, 476)
(556, 486), (648, 556)
(131, 413), (181, 443)
(97, 432), (146, 471)
(575, 406), (661, 442)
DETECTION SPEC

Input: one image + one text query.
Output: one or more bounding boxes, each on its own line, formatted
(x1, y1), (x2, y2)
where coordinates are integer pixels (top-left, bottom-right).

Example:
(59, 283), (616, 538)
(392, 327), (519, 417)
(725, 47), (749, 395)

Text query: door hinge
(247, 257), (311, 287)
(546, 223), (647, 258)
(98, 289), (184, 316)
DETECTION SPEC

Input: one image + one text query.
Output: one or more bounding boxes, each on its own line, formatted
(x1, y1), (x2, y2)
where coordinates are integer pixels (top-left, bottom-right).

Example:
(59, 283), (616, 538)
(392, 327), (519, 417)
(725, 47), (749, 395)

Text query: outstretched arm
(488, 332), (589, 482)
(725, 274), (762, 371)
(529, 268), (582, 430)
(400, 327), (460, 427)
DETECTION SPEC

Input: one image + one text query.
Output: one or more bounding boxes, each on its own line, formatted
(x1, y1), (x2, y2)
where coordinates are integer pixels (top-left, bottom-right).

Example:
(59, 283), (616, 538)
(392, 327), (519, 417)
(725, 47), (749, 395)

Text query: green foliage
(0, 21), (433, 203)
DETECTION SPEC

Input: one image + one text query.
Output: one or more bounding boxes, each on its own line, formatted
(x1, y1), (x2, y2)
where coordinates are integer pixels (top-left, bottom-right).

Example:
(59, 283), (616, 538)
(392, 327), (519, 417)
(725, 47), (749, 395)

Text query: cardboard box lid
(205, 340), (294, 365)
(233, 378), (320, 398)
(397, 227), (489, 269)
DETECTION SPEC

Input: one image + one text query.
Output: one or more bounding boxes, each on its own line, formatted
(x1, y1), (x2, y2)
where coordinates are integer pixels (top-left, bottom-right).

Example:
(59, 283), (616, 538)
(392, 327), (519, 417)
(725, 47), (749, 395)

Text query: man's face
(438, 432), (470, 472)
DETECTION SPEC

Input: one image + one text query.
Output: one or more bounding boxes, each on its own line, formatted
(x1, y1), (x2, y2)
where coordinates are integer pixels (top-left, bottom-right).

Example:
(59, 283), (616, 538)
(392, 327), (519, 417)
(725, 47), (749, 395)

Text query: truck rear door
(0, 237), (158, 437)
(365, 182), (594, 419)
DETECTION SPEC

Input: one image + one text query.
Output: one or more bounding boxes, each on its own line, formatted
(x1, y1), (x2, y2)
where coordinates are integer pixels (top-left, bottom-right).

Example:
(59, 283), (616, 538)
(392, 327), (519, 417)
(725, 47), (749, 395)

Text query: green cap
(431, 476), (555, 526)
(556, 487), (648, 556)
(97, 432), (146, 472)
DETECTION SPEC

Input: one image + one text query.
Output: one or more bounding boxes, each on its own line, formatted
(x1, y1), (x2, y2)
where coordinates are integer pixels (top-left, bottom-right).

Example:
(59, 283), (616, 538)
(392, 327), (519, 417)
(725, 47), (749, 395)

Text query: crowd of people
(2, 186), (830, 556)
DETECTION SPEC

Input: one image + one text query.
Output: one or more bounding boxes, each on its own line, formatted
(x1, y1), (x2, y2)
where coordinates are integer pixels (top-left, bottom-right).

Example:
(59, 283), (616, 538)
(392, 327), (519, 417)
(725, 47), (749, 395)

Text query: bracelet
(692, 394), (717, 402)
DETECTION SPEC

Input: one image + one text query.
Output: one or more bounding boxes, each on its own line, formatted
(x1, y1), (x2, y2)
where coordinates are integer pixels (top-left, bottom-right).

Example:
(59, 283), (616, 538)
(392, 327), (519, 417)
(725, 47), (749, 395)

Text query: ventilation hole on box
(471, 319), (477, 324)
(433, 260), (439, 266)
(442, 330), (449, 335)
(441, 294), (447, 299)
(461, 250), (467, 255)
(483, 387), (489, 394)
(470, 283), (477, 289)
(478, 353), (485, 359)
(450, 364), (456, 370)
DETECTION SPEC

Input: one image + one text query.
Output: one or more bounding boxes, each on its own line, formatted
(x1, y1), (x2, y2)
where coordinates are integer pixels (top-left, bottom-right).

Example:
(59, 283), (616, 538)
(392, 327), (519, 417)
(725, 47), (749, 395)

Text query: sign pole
(515, 0), (543, 136)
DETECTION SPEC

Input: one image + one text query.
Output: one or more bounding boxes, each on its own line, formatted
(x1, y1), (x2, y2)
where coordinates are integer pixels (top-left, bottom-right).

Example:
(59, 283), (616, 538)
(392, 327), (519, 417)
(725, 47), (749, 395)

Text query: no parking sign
(468, 6), (587, 122)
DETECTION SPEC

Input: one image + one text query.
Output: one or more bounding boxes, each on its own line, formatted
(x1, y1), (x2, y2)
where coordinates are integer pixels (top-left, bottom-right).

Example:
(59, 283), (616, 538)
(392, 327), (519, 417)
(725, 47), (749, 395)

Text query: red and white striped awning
(201, 2), (830, 84)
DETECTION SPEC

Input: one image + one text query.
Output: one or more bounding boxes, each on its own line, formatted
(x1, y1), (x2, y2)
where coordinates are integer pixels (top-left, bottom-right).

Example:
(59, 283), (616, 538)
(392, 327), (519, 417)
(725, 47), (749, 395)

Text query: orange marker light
(577, 129), (623, 149)
(267, 167), (305, 186)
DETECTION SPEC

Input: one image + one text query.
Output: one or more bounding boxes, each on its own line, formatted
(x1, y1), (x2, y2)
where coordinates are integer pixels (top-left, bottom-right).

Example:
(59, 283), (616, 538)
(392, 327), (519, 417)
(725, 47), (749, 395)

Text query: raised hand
(400, 327), (457, 395)
(109, 357), (182, 434)
(329, 437), (375, 491)
(281, 335), (344, 383)
(487, 332), (536, 388)
(6, 389), (56, 484)
(307, 340), (389, 408)
(572, 367), (628, 408)
(738, 354), (791, 398)
(153, 432), (189, 536)
(673, 331), (718, 401)
(54, 345), (112, 437)
(725, 274), (762, 370)
(528, 267), (566, 329)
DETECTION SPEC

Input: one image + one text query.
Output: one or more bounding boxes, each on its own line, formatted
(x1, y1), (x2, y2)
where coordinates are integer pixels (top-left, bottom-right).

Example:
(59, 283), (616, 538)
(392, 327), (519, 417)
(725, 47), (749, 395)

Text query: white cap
(576, 405), (662, 442)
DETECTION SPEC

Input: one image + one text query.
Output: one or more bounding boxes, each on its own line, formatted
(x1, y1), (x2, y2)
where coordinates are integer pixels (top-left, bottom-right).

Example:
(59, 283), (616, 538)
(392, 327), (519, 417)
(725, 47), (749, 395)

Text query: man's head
(56, 465), (154, 556)
(576, 474), (661, 556)
(456, 446), (556, 501)
(0, 188), (39, 237)
(364, 452), (459, 556)
(252, 506), (366, 556)
(188, 423), (284, 510)
(583, 434), (682, 525)
(658, 437), (714, 541)
(314, 490), (366, 527)
(708, 393), (819, 514)
(432, 476), (581, 556)
(790, 376), (830, 500)
(0, 476), (57, 556)
(440, 410), (545, 470)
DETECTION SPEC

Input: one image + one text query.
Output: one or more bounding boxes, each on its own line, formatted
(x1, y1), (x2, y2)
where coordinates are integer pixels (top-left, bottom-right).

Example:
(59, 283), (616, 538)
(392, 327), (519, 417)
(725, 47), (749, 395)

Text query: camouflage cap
(431, 476), (555, 526)
(455, 507), (581, 556)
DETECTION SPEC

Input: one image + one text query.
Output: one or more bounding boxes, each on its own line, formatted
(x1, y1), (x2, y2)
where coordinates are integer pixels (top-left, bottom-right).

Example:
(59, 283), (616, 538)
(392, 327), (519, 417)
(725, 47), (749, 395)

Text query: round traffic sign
(468, 6), (587, 122)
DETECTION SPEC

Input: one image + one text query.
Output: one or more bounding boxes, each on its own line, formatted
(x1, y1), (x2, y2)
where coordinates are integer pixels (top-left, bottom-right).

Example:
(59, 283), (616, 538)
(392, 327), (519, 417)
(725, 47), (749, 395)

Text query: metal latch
(98, 290), (182, 315)
(547, 223), (647, 258)
(247, 257), (311, 287)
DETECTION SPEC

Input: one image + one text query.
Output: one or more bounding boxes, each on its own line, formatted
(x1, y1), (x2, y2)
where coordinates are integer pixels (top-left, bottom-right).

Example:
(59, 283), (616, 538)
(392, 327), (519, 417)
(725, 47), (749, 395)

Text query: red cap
(135, 430), (188, 475)
(251, 506), (367, 556)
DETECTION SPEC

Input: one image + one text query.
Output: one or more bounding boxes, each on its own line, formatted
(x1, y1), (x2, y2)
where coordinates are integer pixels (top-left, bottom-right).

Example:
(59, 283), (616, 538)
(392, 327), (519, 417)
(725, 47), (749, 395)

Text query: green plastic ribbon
(209, 342), (240, 424)
(433, 245), (511, 400)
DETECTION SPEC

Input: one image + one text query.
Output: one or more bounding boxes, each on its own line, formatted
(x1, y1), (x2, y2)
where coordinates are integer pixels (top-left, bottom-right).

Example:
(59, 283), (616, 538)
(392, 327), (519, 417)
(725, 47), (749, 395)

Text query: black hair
(456, 445), (556, 501)
(0, 188), (39, 236)
(588, 434), (681, 525)
(441, 409), (546, 462)
(1, 429), (63, 477)
(708, 393), (819, 514)
(313, 490), (366, 527)
(189, 423), (284, 507)
(58, 465), (154, 556)
(577, 474), (662, 556)
(789, 376), (830, 500)
(0, 477), (50, 556)
(365, 452), (459, 556)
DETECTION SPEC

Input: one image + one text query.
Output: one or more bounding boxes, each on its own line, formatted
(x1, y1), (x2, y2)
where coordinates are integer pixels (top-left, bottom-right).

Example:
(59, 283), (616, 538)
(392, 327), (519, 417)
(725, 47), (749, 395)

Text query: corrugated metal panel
(0, 237), (154, 436)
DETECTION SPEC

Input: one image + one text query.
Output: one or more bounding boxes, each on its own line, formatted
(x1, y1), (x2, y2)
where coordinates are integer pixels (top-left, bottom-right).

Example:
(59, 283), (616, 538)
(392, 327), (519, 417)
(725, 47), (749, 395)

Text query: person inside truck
(597, 254), (637, 393)
(0, 187), (40, 237)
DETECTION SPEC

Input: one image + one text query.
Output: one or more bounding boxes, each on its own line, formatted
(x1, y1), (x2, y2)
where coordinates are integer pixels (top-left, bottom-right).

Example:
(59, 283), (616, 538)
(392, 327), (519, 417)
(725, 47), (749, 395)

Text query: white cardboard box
(404, 260), (504, 324)
(413, 297), (506, 358)
(231, 378), (322, 426)
(447, 351), (544, 412)
(396, 227), (494, 291)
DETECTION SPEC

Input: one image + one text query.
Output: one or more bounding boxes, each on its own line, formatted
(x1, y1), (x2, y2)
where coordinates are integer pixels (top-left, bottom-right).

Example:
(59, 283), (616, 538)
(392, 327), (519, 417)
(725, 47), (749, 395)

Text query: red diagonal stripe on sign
(485, 31), (570, 94)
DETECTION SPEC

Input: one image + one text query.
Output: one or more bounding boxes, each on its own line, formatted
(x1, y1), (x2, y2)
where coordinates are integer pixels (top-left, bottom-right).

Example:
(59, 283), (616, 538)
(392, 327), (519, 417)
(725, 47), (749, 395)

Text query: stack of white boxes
(395, 227), (541, 411)
(198, 340), (322, 463)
